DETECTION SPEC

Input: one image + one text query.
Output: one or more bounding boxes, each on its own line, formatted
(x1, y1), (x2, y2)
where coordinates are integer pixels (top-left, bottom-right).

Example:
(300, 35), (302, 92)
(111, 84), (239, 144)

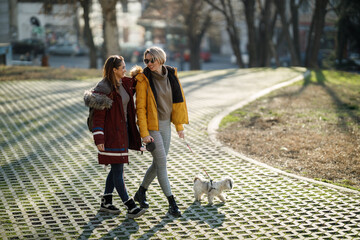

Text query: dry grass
(218, 70), (360, 190)
(0, 65), (102, 81)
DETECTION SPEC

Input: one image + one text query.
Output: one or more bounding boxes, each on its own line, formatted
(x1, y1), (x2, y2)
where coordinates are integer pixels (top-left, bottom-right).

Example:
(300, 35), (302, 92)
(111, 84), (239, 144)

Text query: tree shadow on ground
(264, 70), (359, 131)
(76, 211), (139, 240)
(314, 70), (360, 130)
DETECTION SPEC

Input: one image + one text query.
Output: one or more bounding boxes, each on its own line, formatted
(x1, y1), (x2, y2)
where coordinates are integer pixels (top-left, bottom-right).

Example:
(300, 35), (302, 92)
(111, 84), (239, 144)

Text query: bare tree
(333, 0), (360, 64)
(143, 0), (212, 70)
(304, 0), (328, 68)
(274, 0), (300, 66)
(290, 0), (304, 65)
(79, 0), (97, 68)
(206, 0), (245, 68)
(182, 0), (212, 70)
(99, 0), (120, 58)
(257, 0), (278, 67)
(243, 0), (257, 67)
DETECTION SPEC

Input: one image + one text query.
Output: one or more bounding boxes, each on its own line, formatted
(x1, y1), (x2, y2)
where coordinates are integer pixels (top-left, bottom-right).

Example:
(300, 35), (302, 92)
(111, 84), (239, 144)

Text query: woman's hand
(177, 130), (185, 139)
(97, 144), (104, 151)
(142, 135), (154, 144)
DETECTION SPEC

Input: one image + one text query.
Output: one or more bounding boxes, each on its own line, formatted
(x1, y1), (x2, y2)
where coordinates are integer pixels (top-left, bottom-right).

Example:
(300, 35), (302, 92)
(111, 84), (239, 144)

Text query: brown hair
(103, 55), (124, 89)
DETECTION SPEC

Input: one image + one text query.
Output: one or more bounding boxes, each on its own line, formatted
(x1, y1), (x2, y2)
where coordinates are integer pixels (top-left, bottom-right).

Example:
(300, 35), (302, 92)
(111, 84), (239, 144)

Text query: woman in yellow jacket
(131, 46), (188, 217)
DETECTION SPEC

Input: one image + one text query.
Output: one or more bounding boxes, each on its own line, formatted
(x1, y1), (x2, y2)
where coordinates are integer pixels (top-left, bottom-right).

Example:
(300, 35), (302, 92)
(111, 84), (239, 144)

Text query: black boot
(100, 194), (120, 214)
(124, 198), (146, 219)
(167, 195), (181, 217)
(134, 186), (149, 209)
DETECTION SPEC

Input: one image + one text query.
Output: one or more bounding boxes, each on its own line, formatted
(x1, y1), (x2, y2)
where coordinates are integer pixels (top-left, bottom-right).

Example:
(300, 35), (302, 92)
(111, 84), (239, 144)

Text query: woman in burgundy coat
(84, 55), (145, 219)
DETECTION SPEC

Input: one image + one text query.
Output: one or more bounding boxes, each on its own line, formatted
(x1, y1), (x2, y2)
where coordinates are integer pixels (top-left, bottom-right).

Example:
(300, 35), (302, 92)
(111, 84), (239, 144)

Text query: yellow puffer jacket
(131, 65), (189, 138)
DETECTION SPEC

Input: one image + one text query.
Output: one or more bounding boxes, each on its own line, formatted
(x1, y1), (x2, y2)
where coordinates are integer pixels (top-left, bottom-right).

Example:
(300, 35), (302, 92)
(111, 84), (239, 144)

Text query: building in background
(0, 0), (12, 65)
(0, 0), (11, 43)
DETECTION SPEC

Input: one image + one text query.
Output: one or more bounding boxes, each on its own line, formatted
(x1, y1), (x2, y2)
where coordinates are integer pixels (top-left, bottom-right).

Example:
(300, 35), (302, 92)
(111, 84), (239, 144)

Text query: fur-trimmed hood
(83, 78), (113, 110)
(130, 65), (143, 78)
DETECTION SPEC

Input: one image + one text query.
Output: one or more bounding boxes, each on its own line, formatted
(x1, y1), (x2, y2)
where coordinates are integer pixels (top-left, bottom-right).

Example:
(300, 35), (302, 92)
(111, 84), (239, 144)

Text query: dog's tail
(193, 176), (204, 183)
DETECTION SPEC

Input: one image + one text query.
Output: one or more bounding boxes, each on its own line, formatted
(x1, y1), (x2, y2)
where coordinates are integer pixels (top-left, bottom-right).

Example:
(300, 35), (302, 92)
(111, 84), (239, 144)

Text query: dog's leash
(183, 139), (216, 192)
(183, 139), (194, 154)
(203, 168), (216, 192)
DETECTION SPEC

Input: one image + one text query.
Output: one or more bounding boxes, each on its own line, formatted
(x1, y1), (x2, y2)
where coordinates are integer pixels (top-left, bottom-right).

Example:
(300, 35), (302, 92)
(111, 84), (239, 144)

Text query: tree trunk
(335, 8), (347, 63)
(269, 8), (279, 67)
(305, 0), (328, 68)
(257, 0), (273, 67)
(80, 0), (97, 69)
(335, 0), (350, 64)
(205, 0), (244, 68)
(228, 23), (243, 68)
(275, 0), (300, 66)
(243, 0), (256, 67)
(189, 39), (202, 70)
(225, 0), (243, 68)
(334, 1), (360, 64)
(184, 0), (211, 70)
(290, 0), (302, 65)
(99, 0), (120, 58)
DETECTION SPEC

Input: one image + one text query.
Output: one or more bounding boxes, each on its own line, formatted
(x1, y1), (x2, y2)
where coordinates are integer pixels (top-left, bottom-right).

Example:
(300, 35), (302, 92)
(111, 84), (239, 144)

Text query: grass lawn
(219, 70), (360, 191)
(0, 65), (103, 81)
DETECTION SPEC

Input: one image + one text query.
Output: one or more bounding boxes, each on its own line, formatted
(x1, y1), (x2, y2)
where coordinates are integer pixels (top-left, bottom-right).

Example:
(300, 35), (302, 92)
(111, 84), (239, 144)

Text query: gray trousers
(141, 120), (172, 197)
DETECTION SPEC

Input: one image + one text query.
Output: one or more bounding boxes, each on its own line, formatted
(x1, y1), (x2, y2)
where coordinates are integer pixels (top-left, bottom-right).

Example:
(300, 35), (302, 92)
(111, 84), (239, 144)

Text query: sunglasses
(143, 58), (155, 64)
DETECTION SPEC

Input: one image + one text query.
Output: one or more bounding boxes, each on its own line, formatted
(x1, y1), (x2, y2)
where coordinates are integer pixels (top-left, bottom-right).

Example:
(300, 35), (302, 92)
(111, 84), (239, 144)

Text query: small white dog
(193, 175), (233, 205)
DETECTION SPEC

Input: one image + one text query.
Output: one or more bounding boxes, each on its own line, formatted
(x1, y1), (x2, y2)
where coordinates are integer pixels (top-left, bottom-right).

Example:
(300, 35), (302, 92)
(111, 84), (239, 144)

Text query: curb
(208, 70), (360, 195)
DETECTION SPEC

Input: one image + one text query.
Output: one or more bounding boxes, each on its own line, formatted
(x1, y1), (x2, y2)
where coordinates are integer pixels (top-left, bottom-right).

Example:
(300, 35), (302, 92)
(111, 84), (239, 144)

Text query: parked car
(48, 43), (88, 56)
(11, 38), (45, 56)
(183, 49), (211, 62)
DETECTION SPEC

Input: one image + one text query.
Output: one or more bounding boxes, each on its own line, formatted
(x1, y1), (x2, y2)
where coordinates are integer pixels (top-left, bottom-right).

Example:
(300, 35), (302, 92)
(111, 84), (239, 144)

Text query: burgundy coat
(84, 77), (142, 164)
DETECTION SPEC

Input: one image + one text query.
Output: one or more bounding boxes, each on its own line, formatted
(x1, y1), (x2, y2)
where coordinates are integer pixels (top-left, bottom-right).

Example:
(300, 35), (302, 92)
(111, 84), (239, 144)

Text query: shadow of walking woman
(180, 201), (226, 229)
(136, 201), (226, 239)
(76, 211), (139, 239)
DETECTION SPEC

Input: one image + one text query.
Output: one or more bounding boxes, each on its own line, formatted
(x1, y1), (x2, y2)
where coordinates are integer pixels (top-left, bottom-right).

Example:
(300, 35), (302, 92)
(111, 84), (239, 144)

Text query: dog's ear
(194, 176), (200, 183)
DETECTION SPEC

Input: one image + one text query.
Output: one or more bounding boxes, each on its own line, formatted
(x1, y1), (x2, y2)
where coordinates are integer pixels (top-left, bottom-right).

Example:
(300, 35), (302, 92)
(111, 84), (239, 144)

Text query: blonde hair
(144, 46), (166, 65)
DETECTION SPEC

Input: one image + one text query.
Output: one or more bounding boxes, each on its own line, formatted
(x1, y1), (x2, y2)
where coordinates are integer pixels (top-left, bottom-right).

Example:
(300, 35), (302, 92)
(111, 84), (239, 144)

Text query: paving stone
(0, 68), (359, 239)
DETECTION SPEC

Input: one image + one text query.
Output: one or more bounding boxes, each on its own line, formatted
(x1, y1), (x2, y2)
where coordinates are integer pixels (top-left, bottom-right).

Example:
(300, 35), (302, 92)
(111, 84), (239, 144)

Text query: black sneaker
(124, 198), (146, 219)
(100, 194), (121, 214)
(100, 203), (121, 214)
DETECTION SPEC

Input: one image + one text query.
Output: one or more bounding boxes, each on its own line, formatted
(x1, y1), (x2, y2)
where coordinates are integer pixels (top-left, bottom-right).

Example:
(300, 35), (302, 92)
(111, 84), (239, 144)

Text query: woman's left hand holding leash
(177, 130), (185, 139)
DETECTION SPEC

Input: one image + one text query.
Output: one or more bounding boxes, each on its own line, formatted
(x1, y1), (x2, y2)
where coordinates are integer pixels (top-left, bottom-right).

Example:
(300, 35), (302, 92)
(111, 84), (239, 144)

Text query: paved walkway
(0, 68), (359, 239)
